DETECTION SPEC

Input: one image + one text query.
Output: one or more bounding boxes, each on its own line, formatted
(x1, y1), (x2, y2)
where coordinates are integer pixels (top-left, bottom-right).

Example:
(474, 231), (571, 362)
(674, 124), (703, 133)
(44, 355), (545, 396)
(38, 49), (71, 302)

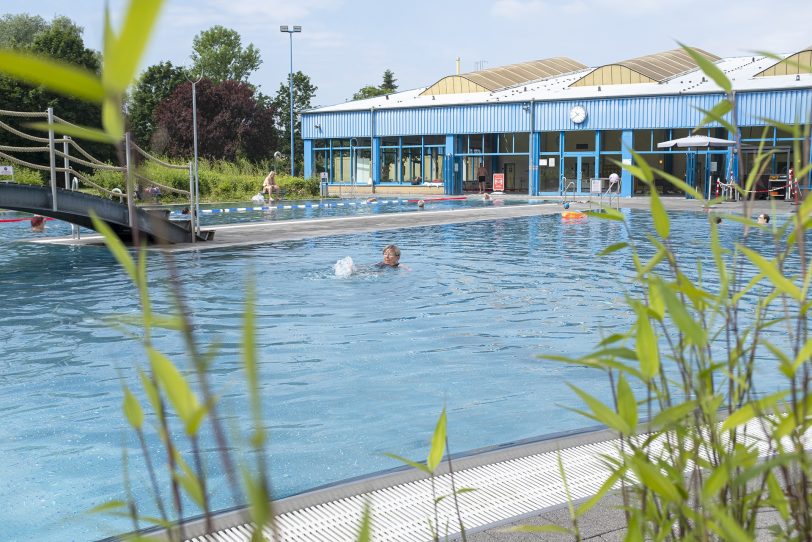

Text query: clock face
(569, 105), (587, 124)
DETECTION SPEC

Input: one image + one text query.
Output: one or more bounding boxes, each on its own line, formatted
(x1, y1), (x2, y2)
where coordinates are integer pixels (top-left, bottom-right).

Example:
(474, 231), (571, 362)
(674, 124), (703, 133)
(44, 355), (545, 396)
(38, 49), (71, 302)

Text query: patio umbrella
(657, 135), (736, 149)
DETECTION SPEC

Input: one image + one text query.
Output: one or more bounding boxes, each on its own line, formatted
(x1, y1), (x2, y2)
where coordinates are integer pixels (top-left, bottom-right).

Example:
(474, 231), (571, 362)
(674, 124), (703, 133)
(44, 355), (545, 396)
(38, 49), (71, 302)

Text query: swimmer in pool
(375, 244), (401, 268)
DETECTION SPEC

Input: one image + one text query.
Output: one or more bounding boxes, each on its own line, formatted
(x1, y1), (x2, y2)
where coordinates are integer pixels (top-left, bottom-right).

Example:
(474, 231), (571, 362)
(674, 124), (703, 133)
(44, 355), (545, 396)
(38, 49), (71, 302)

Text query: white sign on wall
(0, 165), (13, 176)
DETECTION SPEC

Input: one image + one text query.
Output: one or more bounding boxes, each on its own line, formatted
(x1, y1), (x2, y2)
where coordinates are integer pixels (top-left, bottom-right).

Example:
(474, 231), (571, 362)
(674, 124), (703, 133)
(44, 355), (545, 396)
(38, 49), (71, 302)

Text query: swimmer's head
(382, 244), (400, 266)
(417, 199), (425, 208)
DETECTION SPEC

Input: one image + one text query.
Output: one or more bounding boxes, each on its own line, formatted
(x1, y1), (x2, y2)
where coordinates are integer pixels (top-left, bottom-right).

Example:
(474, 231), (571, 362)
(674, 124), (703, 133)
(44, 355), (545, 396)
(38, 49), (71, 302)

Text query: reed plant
(515, 47), (812, 541)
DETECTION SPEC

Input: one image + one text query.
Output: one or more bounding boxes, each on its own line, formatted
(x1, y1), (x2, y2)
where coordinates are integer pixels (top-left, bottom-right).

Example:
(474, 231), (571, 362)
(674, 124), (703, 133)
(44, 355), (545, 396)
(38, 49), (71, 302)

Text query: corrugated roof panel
(570, 47), (720, 87)
(756, 46), (812, 77)
(421, 56), (588, 95)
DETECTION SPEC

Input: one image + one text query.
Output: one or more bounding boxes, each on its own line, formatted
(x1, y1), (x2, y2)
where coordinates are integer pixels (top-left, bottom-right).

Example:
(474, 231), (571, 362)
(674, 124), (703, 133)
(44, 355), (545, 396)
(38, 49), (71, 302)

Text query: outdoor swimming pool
(0, 208), (794, 541)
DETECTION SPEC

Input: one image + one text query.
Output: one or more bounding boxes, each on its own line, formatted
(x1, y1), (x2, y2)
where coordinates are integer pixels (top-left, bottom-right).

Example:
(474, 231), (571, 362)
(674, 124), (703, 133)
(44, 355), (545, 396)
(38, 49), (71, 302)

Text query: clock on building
(569, 105), (587, 124)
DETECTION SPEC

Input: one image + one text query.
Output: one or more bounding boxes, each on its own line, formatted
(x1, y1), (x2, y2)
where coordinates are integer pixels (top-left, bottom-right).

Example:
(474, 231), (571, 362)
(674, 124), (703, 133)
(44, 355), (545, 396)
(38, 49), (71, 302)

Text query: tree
(190, 26), (261, 83)
(127, 61), (188, 147)
(272, 71), (317, 173)
(381, 69), (397, 92)
(153, 79), (277, 162)
(352, 85), (387, 101)
(0, 13), (48, 48)
(0, 14), (113, 164)
(351, 69), (398, 101)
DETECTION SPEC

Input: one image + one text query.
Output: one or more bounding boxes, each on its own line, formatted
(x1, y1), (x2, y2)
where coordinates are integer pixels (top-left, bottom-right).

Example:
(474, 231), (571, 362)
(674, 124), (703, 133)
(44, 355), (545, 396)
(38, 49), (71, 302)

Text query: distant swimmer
(757, 213), (770, 224)
(483, 192), (492, 201)
(31, 215), (45, 232)
(417, 200), (425, 208)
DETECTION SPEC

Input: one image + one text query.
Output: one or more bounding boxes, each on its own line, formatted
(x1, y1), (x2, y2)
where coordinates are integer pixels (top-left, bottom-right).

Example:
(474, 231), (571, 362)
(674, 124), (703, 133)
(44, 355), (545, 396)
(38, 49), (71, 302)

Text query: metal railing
(561, 176), (575, 204)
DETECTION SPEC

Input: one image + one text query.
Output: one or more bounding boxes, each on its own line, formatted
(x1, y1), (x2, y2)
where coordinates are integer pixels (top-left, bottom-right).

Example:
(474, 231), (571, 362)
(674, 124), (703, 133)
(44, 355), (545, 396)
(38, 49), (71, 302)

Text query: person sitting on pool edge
(757, 213), (770, 225)
(375, 244), (401, 268)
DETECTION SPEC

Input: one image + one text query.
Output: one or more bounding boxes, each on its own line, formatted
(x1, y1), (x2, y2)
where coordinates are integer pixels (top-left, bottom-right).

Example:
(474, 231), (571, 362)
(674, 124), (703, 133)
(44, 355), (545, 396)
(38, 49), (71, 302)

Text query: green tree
(381, 69), (397, 92)
(351, 69), (398, 101)
(127, 61), (188, 147)
(190, 25), (261, 83)
(272, 71), (317, 173)
(0, 13), (48, 48)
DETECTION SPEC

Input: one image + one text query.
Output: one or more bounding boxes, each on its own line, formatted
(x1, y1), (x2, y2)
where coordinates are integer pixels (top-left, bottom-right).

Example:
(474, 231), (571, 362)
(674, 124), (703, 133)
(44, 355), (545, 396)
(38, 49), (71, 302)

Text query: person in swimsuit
(375, 244), (401, 268)
(477, 163), (487, 194)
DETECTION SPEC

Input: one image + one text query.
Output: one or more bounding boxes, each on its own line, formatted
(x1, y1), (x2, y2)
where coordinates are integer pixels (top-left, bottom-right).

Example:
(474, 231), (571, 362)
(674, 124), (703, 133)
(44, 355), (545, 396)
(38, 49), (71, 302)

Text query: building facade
(302, 47), (812, 198)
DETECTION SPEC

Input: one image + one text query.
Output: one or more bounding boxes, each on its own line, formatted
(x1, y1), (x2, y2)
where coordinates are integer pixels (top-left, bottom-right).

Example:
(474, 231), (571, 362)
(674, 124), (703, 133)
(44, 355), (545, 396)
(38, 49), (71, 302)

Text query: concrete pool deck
(33, 195), (798, 252)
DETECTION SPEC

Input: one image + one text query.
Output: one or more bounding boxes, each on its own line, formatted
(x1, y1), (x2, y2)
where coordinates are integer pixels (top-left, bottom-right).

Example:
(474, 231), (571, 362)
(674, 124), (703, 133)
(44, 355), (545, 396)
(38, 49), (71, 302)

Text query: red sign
(492, 173), (505, 192)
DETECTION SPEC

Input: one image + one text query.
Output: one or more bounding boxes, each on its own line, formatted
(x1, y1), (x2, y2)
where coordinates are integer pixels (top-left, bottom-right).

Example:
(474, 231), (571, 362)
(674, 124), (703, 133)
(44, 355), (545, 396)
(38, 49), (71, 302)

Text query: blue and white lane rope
(171, 198), (409, 216)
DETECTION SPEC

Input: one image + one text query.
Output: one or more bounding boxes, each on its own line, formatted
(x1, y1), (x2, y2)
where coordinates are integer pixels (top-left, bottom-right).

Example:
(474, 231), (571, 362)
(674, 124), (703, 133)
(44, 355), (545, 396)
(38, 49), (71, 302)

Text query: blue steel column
(371, 137), (381, 187)
(594, 131), (602, 183)
(620, 130), (633, 197)
(303, 139), (313, 179)
(530, 132), (540, 195)
(444, 134), (457, 195)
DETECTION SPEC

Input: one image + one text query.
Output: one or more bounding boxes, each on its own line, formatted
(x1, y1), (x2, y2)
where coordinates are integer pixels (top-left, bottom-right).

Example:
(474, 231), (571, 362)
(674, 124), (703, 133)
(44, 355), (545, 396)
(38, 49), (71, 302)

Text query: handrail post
(62, 136), (71, 189)
(47, 107), (57, 211)
(189, 162), (196, 243)
(124, 132), (138, 242)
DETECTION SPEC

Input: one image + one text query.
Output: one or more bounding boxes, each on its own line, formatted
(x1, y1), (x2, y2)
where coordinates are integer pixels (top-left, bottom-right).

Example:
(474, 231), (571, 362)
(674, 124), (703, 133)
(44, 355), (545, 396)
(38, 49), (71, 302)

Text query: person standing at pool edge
(477, 162), (487, 194)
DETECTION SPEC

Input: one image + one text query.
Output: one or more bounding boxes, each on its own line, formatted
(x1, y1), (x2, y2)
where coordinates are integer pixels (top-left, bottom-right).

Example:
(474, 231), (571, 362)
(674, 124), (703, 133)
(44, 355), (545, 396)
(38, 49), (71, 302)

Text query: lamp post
(280, 25), (301, 177)
(186, 68), (204, 235)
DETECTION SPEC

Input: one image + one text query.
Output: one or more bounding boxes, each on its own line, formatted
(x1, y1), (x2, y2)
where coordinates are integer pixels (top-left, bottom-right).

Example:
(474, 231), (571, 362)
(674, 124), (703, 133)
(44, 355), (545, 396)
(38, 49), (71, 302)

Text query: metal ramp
(0, 183), (208, 244)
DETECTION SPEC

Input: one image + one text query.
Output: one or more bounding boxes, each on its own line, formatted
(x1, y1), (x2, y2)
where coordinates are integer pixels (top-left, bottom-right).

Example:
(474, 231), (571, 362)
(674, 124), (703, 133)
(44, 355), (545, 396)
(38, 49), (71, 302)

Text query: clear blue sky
(4, 0), (811, 107)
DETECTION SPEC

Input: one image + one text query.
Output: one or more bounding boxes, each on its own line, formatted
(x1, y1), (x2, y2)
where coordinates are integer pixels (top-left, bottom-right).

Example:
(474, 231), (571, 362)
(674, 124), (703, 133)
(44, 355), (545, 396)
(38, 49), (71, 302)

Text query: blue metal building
(302, 47), (812, 198)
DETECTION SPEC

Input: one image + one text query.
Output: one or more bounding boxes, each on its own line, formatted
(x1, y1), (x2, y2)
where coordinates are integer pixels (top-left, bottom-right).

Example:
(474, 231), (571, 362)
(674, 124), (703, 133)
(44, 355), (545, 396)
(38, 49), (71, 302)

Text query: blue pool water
(0, 207), (796, 541)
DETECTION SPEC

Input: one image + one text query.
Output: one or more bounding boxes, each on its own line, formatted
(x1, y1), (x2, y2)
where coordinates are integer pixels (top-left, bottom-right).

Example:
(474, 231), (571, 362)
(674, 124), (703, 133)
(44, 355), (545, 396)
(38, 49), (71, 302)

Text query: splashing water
(334, 256), (356, 278)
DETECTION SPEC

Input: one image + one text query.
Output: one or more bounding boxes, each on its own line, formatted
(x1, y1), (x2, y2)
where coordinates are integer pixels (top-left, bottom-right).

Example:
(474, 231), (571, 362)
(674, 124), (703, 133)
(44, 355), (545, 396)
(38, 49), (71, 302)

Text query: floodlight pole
(186, 69), (204, 235)
(280, 25), (302, 177)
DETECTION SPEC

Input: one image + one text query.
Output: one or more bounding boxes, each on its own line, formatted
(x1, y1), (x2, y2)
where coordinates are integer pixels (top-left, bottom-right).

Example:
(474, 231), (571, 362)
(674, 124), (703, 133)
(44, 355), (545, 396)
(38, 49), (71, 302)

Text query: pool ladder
(561, 176), (576, 205)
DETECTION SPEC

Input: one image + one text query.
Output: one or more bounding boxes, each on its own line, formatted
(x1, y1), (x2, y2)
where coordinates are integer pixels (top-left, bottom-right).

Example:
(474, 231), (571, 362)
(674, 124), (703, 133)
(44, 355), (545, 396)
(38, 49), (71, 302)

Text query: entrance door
(562, 155), (594, 193)
(503, 162), (515, 190)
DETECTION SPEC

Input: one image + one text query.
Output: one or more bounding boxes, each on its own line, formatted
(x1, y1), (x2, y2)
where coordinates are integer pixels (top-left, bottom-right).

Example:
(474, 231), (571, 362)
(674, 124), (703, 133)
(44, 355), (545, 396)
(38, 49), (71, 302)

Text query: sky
(4, 0), (812, 108)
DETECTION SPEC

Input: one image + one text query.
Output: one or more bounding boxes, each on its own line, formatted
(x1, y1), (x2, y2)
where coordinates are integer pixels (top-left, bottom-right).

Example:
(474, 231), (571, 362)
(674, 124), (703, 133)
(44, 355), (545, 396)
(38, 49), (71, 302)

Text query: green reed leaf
(598, 242), (629, 256)
(791, 337), (812, 375)
(355, 500), (372, 542)
(382, 452), (431, 474)
(427, 408), (447, 473)
(568, 384), (632, 435)
(0, 50), (104, 103)
(647, 281), (665, 321)
(102, 97), (125, 141)
(650, 190), (670, 238)
(25, 121), (117, 143)
(766, 471), (790, 520)
(104, 0), (164, 93)
(585, 206), (625, 222)
(651, 400), (699, 429)
(628, 454), (682, 502)
(576, 467), (623, 517)
(711, 506), (752, 542)
(721, 391), (787, 431)
(738, 245), (802, 300)
(634, 303), (659, 382)
(680, 43), (732, 94)
(695, 99), (735, 133)
(88, 500), (128, 513)
(122, 387), (144, 430)
(148, 347), (203, 436)
(89, 211), (137, 283)
(655, 278), (707, 347)
(628, 149), (654, 183)
(174, 457), (205, 509)
(241, 467), (270, 542)
(616, 374), (638, 430)
(655, 168), (704, 200)
(701, 465), (729, 501)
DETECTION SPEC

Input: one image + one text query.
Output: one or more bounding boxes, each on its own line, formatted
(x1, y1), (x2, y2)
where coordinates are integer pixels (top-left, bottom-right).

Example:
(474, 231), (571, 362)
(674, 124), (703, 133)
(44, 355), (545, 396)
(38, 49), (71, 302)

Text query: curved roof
(570, 47), (720, 87)
(756, 46), (812, 77)
(421, 57), (587, 96)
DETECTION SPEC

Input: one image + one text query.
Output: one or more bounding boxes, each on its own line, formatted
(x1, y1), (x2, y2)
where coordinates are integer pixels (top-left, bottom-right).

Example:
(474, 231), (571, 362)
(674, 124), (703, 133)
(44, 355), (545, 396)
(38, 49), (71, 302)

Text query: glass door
(563, 155), (594, 193)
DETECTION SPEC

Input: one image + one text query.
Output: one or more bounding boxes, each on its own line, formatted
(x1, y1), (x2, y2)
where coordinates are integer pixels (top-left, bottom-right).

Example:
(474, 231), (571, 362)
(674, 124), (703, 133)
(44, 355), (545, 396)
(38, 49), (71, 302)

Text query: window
(602, 131), (622, 152)
(564, 131), (593, 152)
(541, 131), (560, 153)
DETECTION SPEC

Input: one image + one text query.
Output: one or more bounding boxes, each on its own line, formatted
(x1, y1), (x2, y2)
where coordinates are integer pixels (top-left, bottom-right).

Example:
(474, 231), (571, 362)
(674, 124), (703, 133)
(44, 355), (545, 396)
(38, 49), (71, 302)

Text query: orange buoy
(561, 211), (587, 220)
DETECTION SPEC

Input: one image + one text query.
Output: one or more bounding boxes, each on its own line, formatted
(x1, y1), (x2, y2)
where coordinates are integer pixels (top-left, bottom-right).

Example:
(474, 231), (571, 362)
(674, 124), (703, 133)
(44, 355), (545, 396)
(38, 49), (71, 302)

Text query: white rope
(53, 149), (124, 171)
(0, 109), (48, 118)
(131, 141), (189, 170)
(0, 144), (50, 152)
(0, 150), (52, 170)
(0, 119), (50, 143)
(68, 138), (117, 167)
(133, 171), (190, 196)
(69, 168), (127, 197)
